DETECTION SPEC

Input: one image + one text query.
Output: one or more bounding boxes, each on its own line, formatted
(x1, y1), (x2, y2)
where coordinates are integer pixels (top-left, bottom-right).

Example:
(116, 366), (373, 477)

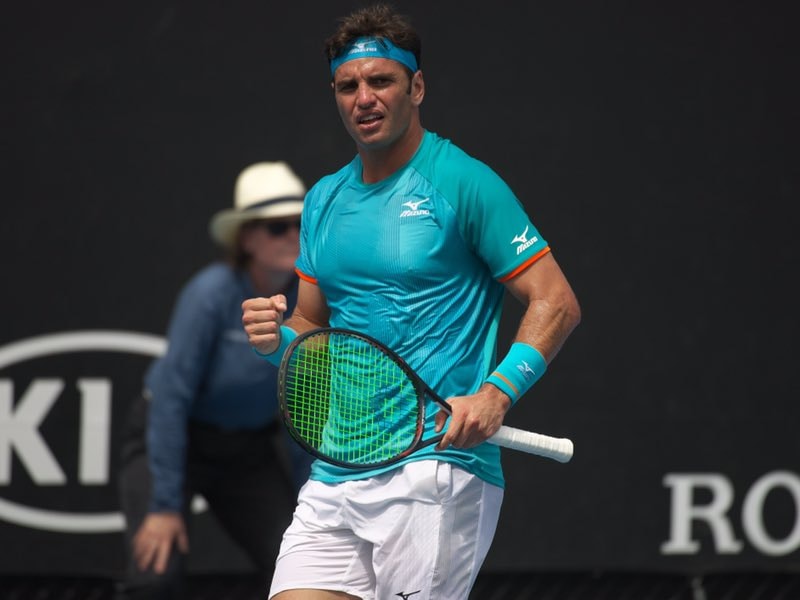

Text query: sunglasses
(257, 219), (301, 236)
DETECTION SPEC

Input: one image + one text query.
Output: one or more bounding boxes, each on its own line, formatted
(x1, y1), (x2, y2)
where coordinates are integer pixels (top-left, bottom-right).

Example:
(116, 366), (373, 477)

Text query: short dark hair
(324, 3), (421, 72)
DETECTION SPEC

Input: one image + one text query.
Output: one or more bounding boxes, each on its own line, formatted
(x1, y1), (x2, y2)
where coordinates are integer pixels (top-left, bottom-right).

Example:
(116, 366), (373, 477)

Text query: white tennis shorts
(268, 460), (504, 600)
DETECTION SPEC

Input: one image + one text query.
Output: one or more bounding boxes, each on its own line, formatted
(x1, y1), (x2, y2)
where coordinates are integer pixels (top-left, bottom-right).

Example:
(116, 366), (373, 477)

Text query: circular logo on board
(0, 330), (165, 533)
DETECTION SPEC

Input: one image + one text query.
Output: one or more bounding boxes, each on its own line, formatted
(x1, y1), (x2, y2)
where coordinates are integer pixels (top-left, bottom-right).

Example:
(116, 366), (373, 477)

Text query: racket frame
(278, 327), (573, 468)
(278, 327), (432, 469)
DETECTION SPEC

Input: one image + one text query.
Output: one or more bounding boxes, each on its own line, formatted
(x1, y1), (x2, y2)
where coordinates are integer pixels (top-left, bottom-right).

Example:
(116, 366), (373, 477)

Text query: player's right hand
(242, 295), (287, 355)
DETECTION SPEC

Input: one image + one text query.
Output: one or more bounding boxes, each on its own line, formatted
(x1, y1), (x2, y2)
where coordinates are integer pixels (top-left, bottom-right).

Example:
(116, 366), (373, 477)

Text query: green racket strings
(284, 332), (419, 465)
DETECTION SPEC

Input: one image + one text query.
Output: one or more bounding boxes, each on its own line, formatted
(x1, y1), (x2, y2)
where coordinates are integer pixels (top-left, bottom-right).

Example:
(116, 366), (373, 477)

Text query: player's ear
(410, 70), (425, 106)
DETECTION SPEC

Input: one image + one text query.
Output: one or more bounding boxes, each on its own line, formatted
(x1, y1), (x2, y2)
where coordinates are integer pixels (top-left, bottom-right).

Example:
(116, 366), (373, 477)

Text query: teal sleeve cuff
(252, 326), (298, 367)
(485, 342), (547, 404)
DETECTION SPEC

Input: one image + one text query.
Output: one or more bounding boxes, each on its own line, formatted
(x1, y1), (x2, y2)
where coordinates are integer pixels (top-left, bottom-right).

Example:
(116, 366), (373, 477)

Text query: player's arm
(504, 252), (581, 363)
(437, 252), (580, 449)
(285, 278), (330, 333)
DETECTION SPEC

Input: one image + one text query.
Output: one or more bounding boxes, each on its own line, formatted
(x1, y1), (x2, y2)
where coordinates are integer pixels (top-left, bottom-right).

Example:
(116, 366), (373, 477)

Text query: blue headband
(330, 36), (418, 77)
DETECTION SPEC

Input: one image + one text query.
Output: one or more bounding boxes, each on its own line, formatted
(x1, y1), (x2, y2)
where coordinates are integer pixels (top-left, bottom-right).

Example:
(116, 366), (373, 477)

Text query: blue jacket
(145, 262), (300, 512)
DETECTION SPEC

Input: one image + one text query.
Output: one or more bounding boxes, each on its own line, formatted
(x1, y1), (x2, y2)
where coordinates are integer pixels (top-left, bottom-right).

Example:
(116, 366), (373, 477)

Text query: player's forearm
(515, 289), (581, 363)
(283, 279), (330, 334)
(283, 309), (328, 335)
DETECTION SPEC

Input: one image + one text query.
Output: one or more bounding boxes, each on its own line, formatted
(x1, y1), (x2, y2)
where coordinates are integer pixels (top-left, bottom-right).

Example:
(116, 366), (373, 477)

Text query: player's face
(332, 57), (424, 152)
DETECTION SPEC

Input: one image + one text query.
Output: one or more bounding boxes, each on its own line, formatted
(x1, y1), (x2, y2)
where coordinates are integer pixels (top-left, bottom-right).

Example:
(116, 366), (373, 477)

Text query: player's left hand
(434, 384), (511, 450)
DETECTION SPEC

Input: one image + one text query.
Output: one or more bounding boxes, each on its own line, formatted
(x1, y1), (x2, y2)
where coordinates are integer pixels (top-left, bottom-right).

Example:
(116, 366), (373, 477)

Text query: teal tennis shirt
(296, 130), (550, 488)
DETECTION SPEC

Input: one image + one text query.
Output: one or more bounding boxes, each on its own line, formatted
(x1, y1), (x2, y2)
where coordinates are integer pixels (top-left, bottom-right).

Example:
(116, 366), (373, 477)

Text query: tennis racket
(277, 327), (574, 469)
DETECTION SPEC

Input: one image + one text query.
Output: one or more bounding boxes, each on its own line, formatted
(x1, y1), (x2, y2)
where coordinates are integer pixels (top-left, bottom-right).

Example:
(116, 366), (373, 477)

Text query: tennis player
(242, 4), (581, 599)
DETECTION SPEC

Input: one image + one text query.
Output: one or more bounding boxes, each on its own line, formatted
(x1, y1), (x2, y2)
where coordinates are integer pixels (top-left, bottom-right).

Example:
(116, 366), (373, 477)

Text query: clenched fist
(241, 295), (288, 355)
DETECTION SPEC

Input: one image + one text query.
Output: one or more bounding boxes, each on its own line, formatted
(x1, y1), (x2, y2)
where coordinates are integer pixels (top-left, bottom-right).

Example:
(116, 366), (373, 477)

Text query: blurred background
(1, 0), (798, 598)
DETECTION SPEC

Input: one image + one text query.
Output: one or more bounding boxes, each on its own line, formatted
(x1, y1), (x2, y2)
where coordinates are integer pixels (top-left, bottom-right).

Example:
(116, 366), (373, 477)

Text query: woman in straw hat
(116, 162), (312, 600)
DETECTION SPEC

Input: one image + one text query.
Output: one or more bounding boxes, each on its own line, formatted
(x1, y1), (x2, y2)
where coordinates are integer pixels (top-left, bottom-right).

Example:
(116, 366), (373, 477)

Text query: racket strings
(286, 340), (330, 449)
(284, 332), (421, 466)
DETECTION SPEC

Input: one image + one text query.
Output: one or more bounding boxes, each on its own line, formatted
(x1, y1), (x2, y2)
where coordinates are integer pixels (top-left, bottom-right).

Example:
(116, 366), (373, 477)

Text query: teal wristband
(252, 326), (297, 367)
(485, 342), (547, 404)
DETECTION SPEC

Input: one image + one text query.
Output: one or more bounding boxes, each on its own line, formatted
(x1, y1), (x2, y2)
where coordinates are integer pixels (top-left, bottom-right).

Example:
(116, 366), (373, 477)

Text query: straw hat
(209, 161), (306, 247)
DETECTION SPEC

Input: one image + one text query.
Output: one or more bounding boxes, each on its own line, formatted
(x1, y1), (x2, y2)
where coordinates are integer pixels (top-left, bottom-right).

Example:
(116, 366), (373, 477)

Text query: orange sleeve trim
(295, 268), (318, 285)
(498, 246), (551, 283)
(490, 371), (519, 396)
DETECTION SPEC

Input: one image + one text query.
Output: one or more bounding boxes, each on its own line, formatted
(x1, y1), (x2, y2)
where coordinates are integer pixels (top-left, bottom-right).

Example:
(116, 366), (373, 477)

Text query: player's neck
(358, 123), (424, 184)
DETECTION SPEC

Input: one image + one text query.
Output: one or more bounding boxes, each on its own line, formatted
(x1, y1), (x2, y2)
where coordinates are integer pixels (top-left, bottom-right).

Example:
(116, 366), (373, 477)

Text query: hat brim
(209, 199), (304, 247)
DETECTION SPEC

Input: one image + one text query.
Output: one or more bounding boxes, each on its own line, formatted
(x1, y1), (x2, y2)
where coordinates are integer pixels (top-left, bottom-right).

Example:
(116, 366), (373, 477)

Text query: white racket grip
(489, 425), (574, 463)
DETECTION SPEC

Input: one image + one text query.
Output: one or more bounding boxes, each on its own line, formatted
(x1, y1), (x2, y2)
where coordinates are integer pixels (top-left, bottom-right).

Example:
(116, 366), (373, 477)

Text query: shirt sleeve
(145, 273), (221, 512)
(453, 160), (549, 281)
(295, 179), (323, 281)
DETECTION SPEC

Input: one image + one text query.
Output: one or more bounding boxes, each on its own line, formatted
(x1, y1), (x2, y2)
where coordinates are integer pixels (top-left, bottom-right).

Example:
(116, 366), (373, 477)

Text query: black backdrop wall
(1, 0), (798, 577)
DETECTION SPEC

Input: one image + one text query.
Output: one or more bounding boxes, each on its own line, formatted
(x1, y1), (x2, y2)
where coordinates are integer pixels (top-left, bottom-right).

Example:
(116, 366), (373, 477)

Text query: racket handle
(489, 426), (574, 463)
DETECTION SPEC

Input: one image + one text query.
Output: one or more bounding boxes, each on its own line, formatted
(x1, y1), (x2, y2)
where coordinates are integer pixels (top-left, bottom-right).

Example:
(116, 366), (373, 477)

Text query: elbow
(569, 294), (582, 330)
(560, 289), (582, 336)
